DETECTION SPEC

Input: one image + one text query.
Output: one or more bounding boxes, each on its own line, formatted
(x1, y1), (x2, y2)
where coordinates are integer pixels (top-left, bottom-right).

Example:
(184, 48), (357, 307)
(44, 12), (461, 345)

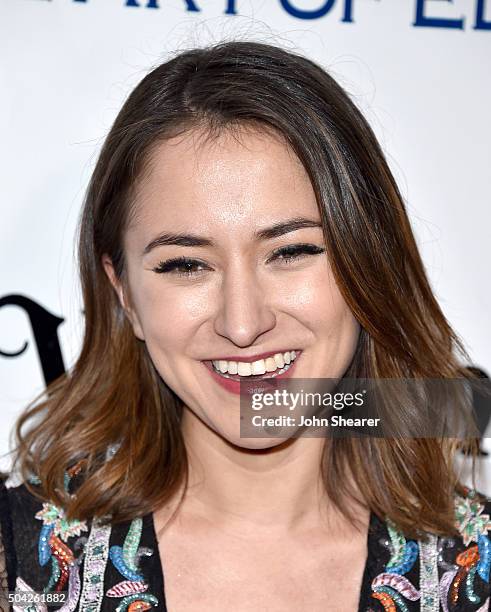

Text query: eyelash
(151, 244), (326, 278)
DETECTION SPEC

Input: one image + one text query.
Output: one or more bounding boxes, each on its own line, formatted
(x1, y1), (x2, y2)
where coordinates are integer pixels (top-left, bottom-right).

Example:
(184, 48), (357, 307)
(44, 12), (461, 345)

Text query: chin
(224, 434), (293, 451)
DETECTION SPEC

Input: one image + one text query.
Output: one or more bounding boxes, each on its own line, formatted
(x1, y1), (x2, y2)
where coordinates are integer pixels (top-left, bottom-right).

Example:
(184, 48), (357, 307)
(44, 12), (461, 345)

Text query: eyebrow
(142, 217), (323, 256)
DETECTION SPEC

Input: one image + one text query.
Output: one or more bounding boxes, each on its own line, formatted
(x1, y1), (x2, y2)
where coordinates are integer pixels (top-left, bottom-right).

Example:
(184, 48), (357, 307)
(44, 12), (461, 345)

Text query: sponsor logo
(34, 0), (491, 31)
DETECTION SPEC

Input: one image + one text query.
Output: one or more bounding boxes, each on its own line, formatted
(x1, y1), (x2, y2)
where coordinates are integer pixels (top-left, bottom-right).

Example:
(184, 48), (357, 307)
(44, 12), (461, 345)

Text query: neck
(158, 409), (367, 539)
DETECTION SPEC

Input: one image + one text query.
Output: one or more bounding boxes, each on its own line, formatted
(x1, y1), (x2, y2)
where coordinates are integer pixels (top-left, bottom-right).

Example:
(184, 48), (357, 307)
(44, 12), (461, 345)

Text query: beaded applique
(369, 489), (491, 611)
(13, 576), (48, 612)
(439, 489), (491, 611)
(14, 503), (87, 612)
(78, 520), (112, 611)
(15, 464), (160, 612)
(31, 466), (87, 611)
(418, 534), (439, 611)
(106, 517), (159, 611)
(371, 518), (420, 611)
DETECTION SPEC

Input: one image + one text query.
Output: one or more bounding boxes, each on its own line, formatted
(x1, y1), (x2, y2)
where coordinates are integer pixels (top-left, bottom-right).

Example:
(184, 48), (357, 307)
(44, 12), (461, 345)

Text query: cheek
(277, 266), (352, 327)
(132, 280), (211, 348)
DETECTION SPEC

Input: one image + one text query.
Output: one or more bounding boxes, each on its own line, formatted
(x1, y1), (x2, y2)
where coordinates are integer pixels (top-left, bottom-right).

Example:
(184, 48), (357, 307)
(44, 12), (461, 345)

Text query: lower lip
(202, 353), (301, 396)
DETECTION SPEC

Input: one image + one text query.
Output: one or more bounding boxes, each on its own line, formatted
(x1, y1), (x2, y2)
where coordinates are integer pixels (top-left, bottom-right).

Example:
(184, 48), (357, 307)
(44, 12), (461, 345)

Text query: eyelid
(152, 243), (325, 276)
(152, 256), (209, 275)
(267, 243), (325, 261)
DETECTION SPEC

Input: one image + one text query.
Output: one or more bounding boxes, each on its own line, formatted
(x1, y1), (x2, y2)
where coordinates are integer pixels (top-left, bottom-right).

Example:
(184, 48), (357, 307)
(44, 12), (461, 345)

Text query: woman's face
(103, 126), (360, 448)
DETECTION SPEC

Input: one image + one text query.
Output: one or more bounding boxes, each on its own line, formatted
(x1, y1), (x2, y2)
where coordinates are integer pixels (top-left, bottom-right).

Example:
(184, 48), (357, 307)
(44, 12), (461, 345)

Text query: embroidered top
(0, 475), (490, 612)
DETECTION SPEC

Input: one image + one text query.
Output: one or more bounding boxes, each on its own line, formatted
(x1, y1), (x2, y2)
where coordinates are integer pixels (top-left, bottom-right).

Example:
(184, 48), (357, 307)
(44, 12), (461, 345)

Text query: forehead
(127, 125), (320, 244)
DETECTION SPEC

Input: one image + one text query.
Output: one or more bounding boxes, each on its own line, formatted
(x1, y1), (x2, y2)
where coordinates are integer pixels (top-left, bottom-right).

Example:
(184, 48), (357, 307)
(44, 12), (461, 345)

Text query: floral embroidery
(369, 490), (491, 610)
(454, 489), (491, 546)
(35, 503), (88, 542)
(106, 517), (159, 611)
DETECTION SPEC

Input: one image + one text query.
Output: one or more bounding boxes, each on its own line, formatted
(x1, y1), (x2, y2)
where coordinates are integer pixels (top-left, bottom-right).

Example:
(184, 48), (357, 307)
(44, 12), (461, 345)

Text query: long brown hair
(13, 41), (481, 539)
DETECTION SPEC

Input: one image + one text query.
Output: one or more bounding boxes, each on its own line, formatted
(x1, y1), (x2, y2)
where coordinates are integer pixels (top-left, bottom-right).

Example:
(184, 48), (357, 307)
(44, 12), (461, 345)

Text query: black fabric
(0, 477), (17, 593)
(1, 478), (490, 611)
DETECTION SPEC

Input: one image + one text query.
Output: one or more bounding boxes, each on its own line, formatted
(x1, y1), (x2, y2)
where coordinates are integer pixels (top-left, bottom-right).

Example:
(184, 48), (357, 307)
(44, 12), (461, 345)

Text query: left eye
(268, 244), (326, 264)
(152, 244), (326, 278)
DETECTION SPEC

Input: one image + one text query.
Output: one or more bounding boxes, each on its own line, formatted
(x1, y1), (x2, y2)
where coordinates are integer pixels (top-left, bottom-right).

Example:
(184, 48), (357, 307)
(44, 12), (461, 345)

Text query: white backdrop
(1, 0), (490, 490)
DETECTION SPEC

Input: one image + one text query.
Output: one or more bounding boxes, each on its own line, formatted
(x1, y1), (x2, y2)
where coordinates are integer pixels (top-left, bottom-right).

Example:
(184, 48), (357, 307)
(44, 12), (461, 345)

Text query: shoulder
(440, 488), (491, 611)
(0, 473), (164, 611)
(0, 472), (50, 543)
(1, 474), (40, 596)
(0, 472), (91, 596)
(0, 474), (47, 593)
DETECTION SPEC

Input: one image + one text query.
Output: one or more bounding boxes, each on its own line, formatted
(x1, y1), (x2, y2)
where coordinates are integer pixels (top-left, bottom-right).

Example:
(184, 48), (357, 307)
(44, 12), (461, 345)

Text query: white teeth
(251, 360), (266, 375)
(237, 362), (252, 376)
(211, 350), (298, 378)
(274, 353), (284, 368)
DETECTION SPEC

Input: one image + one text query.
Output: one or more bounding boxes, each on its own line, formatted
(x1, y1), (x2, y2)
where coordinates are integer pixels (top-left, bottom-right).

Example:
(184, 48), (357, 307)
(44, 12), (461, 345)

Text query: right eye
(152, 257), (210, 278)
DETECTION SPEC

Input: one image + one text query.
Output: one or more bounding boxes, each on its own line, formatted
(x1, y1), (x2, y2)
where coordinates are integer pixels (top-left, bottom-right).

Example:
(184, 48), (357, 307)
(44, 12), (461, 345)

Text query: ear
(101, 254), (145, 341)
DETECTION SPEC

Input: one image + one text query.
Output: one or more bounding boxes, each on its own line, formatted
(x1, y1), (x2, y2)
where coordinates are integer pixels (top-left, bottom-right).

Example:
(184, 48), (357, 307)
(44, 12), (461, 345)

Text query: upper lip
(205, 349), (300, 363)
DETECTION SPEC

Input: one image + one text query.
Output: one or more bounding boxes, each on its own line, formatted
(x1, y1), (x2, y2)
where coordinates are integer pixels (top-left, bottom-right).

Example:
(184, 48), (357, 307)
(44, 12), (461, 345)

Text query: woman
(1, 41), (490, 612)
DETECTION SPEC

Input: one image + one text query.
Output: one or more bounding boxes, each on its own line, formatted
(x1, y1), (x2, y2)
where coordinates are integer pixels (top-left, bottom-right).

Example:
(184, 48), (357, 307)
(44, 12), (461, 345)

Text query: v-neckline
(146, 507), (385, 612)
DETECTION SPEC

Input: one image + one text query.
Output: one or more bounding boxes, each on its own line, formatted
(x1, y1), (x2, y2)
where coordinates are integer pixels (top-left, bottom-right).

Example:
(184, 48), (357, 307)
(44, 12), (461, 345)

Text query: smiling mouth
(205, 350), (300, 381)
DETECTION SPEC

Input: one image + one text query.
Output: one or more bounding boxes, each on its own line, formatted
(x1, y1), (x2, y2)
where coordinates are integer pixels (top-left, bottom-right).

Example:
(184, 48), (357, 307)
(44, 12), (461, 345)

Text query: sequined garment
(1, 476), (490, 611)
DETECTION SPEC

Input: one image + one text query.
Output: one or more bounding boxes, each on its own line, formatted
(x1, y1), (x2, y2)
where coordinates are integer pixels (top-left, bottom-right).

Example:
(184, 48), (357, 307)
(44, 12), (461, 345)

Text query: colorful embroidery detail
(14, 577), (48, 612)
(106, 517), (159, 611)
(32, 464), (87, 610)
(373, 586), (410, 612)
(439, 568), (458, 612)
(106, 580), (148, 597)
(59, 564), (81, 612)
(123, 517), (143, 571)
(35, 510), (86, 594)
(370, 518), (420, 610)
(45, 557), (61, 591)
(369, 491), (491, 611)
(385, 520), (418, 575)
(441, 489), (491, 610)
(371, 573), (419, 600)
(79, 519), (112, 612)
(477, 533), (491, 582)
(454, 489), (491, 546)
(48, 531), (74, 591)
(35, 502), (87, 542)
(115, 593), (159, 612)
(466, 566), (481, 604)
(418, 534), (439, 611)
(110, 546), (145, 582)
(371, 587), (397, 611)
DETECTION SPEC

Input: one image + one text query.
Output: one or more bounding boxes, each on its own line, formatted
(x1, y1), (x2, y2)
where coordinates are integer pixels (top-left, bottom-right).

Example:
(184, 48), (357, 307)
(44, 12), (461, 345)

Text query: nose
(213, 265), (277, 348)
